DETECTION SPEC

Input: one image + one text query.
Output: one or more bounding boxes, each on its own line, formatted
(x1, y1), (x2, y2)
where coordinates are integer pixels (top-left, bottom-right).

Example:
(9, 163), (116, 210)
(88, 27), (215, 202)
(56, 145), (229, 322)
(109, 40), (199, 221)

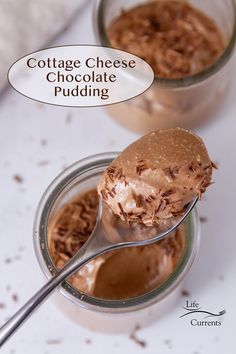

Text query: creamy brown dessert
(98, 128), (213, 226)
(49, 129), (213, 300)
(49, 189), (186, 300)
(49, 129), (214, 300)
(102, 0), (230, 133)
(108, 1), (225, 79)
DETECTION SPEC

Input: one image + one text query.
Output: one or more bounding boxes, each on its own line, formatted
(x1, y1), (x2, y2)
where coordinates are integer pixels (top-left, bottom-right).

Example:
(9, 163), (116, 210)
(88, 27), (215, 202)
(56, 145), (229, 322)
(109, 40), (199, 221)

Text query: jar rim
(33, 153), (200, 313)
(93, 0), (236, 88)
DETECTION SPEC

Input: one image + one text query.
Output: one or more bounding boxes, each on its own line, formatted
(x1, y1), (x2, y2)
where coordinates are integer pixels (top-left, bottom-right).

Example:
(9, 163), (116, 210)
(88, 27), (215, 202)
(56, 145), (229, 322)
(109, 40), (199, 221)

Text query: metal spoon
(0, 197), (197, 347)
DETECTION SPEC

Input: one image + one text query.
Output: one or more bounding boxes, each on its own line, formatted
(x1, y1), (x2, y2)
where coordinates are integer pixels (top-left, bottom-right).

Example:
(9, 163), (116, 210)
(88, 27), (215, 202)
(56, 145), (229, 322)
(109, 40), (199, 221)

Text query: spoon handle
(0, 233), (109, 348)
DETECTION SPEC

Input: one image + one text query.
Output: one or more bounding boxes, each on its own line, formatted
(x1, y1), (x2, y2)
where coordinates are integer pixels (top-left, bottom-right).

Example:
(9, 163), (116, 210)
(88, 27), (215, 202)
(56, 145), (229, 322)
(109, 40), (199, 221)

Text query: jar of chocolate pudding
(94, 0), (236, 133)
(34, 153), (200, 333)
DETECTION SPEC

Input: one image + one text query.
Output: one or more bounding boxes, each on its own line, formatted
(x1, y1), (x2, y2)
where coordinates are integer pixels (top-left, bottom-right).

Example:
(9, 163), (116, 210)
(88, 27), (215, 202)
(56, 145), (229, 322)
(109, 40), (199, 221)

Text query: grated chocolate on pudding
(49, 189), (186, 300)
(108, 1), (225, 79)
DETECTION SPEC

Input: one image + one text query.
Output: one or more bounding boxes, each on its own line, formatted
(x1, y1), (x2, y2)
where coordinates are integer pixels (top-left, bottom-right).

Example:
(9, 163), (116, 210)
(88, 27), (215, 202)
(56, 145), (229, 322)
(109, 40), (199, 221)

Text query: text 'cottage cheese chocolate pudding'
(95, 0), (236, 133)
(48, 128), (214, 303)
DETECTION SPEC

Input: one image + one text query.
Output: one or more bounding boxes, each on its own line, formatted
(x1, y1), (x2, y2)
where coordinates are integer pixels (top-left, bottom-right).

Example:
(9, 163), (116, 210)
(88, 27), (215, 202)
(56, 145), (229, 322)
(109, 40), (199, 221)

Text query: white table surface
(0, 2), (236, 353)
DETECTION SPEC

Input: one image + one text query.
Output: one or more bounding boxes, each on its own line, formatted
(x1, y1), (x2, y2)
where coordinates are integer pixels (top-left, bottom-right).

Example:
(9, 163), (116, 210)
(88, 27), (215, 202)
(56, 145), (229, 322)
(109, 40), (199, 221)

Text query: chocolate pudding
(108, 1), (225, 79)
(97, 0), (234, 133)
(49, 189), (186, 300)
(98, 128), (213, 227)
(49, 128), (213, 300)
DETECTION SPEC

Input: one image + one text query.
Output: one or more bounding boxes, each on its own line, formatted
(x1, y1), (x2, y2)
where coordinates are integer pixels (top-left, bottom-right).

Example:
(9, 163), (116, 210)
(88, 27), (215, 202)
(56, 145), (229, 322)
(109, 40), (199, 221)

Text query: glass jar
(33, 153), (200, 333)
(94, 0), (236, 134)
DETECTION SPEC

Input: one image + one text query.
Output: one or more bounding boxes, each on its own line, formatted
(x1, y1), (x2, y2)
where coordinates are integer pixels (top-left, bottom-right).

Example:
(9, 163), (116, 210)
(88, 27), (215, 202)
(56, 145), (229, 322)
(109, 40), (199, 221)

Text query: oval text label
(8, 45), (154, 107)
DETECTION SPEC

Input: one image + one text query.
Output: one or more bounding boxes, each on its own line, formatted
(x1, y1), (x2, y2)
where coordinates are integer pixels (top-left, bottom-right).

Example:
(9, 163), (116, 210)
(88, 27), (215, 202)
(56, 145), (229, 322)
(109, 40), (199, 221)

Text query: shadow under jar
(34, 153), (200, 333)
(94, 0), (236, 133)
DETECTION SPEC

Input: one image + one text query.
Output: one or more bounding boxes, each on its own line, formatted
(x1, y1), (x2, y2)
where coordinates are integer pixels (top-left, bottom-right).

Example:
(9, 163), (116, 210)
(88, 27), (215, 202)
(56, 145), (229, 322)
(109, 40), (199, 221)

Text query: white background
(0, 2), (236, 353)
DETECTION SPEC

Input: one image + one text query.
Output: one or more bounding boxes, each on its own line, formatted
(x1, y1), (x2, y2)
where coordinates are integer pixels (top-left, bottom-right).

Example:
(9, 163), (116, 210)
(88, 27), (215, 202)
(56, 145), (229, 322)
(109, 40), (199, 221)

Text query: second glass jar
(94, 0), (236, 133)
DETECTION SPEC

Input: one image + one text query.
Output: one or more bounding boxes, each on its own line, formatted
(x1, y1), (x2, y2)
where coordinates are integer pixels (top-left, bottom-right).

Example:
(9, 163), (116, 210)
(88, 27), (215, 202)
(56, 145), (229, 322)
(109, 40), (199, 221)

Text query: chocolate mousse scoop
(98, 128), (214, 226)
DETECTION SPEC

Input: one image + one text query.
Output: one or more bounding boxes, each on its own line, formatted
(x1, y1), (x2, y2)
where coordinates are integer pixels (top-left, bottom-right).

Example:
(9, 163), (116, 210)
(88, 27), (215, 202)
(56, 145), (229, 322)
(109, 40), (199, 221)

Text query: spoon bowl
(98, 196), (198, 245)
